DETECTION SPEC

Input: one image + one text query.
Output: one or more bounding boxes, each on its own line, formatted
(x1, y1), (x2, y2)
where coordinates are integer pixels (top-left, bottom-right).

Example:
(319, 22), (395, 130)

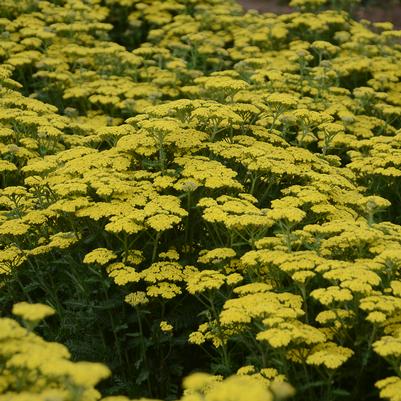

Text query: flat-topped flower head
(306, 342), (354, 369)
(160, 320), (173, 333)
(375, 376), (401, 401)
(198, 248), (236, 264)
(12, 302), (55, 323)
(186, 270), (227, 295)
(373, 336), (401, 359)
(83, 248), (117, 265)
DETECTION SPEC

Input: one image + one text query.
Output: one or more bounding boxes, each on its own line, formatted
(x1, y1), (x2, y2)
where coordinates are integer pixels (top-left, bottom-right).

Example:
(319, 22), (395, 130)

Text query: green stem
(101, 277), (124, 371)
(135, 308), (153, 395)
(249, 172), (260, 195)
(184, 191), (192, 254)
(123, 233), (129, 263)
(151, 232), (161, 263)
(258, 180), (275, 207)
(352, 325), (378, 399)
(208, 295), (230, 372)
(159, 145), (166, 174)
(299, 284), (309, 324)
(279, 220), (293, 251)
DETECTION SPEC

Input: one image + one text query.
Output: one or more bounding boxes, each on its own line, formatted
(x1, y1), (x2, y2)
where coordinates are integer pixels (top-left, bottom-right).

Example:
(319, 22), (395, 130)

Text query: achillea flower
(124, 291), (149, 307)
(311, 286), (353, 306)
(186, 270), (226, 294)
(306, 342), (354, 369)
(198, 248), (236, 264)
(107, 263), (141, 286)
(373, 336), (401, 358)
(376, 376), (401, 401)
(83, 248), (117, 265)
(160, 320), (173, 333)
(12, 302), (55, 322)
(147, 282), (181, 299)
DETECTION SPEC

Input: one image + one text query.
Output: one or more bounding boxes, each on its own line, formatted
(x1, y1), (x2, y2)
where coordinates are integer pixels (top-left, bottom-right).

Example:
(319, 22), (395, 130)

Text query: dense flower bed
(2, 0), (401, 400)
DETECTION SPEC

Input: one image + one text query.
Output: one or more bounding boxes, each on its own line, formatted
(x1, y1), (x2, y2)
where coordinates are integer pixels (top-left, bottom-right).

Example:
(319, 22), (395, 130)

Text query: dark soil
(237, 0), (401, 28)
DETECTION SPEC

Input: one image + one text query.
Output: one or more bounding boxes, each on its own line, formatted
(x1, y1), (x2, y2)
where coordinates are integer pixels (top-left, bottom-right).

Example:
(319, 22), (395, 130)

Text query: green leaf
(135, 368), (150, 385)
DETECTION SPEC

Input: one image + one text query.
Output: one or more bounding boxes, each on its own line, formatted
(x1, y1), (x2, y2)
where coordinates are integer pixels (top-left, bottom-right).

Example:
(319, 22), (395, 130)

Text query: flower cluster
(2, 0), (401, 400)
(0, 305), (110, 401)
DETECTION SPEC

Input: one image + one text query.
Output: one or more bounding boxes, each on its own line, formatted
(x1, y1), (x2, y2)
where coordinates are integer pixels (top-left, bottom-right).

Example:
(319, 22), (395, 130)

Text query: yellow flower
(292, 270), (315, 283)
(144, 195), (188, 232)
(226, 273), (243, 286)
(105, 214), (144, 235)
(315, 309), (355, 328)
(0, 160), (17, 173)
(195, 76), (249, 92)
(0, 246), (26, 275)
(374, 336), (401, 359)
(236, 365), (256, 375)
(146, 213), (181, 232)
(391, 281), (401, 297)
(65, 361), (111, 387)
(12, 302), (55, 322)
(359, 295), (401, 316)
(147, 282), (182, 299)
(48, 232), (79, 250)
(0, 219), (30, 236)
(0, 311), (111, 399)
(203, 375), (273, 401)
(186, 270), (226, 294)
(311, 40), (339, 56)
(306, 342), (354, 369)
(257, 321), (326, 348)
(256, 328), (293, 348)
(160, 320), (173, 333)
(107, 263), (141, 286)
(124, 291), (149, 307)
(83, 248), (117, 265)
(270, 381), (296, 400)
(141, 261), (188, 283)
(310, 286), (353, 306)
(376, 376), (401, 401)
(220, 291), (303, 327)
(188, 331), (206, 345)
(158, 249), (180, 261)
(366, 311), (387, 324)
(182, 372), (221, 392)
(174, 156), (243, 191)
(198, 248), (236, 264)
(233, 283), (273, 295)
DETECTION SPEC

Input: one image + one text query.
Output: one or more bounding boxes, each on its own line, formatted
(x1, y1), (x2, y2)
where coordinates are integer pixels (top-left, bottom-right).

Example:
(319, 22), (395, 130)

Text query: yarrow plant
(1, 0), (401, 400)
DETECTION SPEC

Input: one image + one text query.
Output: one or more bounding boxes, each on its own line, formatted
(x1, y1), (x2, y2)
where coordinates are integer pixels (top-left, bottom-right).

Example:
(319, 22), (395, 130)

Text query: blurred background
(238, 0), (401, 28)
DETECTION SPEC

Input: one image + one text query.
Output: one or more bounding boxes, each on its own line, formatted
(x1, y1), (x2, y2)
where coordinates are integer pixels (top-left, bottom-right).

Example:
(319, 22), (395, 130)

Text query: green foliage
(2, 1), (401, 401)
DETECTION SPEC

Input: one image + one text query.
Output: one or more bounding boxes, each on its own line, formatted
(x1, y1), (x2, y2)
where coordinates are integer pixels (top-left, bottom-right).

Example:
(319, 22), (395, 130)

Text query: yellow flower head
(125, 291), (149, 307)
(160, 320), (173, 333)
(12, 302), (55, 322)
(83, 248), (117, 265)
(306, 342), (354, 369)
